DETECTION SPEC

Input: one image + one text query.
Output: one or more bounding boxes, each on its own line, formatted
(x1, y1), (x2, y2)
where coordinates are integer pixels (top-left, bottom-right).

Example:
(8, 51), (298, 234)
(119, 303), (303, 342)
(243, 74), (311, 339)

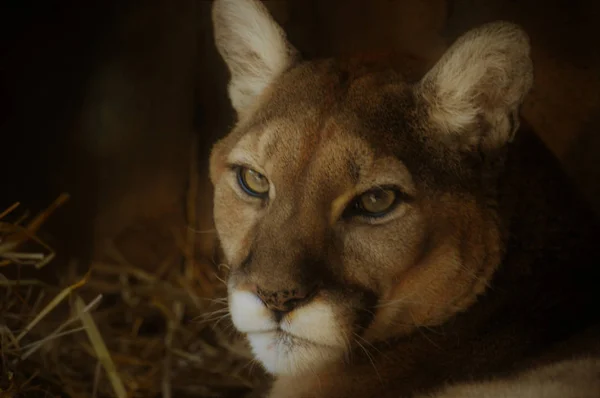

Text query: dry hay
(1, 142), (268, 397)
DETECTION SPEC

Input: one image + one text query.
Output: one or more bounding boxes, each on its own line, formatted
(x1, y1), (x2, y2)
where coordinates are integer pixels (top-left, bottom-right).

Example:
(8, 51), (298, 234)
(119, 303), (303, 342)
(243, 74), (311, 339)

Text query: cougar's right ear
(212, 0), (299, 119)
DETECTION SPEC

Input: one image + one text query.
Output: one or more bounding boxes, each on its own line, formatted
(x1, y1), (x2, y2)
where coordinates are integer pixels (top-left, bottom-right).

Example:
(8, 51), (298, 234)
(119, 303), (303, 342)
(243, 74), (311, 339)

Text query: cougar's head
(210, 0), (533, 376)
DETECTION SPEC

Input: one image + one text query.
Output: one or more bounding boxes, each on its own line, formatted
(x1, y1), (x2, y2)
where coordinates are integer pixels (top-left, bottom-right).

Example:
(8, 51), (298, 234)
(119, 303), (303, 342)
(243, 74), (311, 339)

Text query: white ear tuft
(418, 21), (533, 150)
(212, 0), (298, 118)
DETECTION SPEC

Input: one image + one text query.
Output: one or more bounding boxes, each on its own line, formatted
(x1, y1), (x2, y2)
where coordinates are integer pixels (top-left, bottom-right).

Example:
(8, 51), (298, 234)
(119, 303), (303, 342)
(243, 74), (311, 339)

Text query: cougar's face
(211, 0), (530, 376)
(210, 61), (501, 375)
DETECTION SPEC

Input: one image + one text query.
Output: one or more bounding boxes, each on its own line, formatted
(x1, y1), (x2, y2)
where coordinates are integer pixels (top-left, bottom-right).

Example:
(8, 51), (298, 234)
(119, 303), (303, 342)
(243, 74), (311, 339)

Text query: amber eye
(237, 167), (269, 197)
(354, 188), (398, 217)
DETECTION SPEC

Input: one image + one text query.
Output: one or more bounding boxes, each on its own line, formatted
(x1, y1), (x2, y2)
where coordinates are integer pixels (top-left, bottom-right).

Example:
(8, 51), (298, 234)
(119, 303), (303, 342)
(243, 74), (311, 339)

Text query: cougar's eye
(351, 188), (399, 217)
(237, 167), (269, 197)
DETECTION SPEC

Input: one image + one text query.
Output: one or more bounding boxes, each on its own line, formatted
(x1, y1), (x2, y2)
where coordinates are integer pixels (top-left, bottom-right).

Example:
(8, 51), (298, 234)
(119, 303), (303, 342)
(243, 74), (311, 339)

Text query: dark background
(2, 0), (599, 279)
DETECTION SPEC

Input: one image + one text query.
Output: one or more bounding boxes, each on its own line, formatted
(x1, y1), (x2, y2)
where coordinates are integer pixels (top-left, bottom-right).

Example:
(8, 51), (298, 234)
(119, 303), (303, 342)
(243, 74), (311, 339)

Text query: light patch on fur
(214, 199), (262, 264)
(229, 289), (276, 333)
(230, 288), (348, 375)
(282, 301), (347, 348)
(212, 0), (296, 117)
(419, 21), (533, 148)
(247, 331), (338, 375)
(227, 124), (279, 171)
(330, 190), (357, 225)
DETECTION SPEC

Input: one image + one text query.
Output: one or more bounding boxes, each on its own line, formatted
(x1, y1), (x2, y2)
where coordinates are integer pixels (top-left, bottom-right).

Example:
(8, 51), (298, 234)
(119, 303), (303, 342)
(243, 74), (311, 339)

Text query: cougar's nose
(254, 284), (319, 314)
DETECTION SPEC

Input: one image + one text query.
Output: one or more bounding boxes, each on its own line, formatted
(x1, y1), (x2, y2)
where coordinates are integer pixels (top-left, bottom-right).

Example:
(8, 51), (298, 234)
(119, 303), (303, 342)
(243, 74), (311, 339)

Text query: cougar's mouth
(247, 328), (341, 349)
(229, 289), (349, 375)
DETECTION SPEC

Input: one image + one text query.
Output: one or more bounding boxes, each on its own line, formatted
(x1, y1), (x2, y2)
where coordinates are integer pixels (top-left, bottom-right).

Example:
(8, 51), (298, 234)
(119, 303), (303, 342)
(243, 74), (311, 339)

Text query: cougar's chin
(247, 330), (344, 375)
(228, 289), (350, 375)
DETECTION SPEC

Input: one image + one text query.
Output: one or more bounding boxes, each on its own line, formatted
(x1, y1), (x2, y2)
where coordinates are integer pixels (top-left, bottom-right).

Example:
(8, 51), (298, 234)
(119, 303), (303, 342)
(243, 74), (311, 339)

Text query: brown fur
(210, 0), (600, 396)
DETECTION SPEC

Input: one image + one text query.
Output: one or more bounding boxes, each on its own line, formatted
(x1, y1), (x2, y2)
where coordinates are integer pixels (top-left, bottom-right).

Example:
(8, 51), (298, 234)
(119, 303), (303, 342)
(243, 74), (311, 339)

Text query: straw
(76, 296), (128, 398)
(1, 149), (266, 397)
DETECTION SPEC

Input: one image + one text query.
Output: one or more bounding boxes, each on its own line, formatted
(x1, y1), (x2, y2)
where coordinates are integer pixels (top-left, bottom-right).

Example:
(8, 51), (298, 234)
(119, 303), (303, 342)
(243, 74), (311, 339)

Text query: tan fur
(212, 0), (298, 120)
(418, 22), (533, 149)
(420, 358), (600, 398)
(210, 0), (600, 396)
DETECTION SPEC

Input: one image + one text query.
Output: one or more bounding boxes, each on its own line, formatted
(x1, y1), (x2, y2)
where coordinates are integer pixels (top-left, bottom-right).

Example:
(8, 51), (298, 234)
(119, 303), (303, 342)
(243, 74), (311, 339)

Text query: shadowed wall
(1, 0), (598, 279)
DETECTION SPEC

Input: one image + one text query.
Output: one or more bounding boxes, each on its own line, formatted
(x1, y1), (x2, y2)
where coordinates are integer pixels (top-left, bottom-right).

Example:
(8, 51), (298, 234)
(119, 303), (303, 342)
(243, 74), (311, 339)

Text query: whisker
(204, 305), (230, 313)
(353, 332), (390, 361)
(353, 337), (382, 384)
(192, 307), (230, 320)
(207, 309), (230, 319)
(409, 309), (447, 337)
(208, 296), (228, 301)
(240, 357), (260, 374)
(213, 273), (228, 287)
(194, 310), (231, 325)
(211, 313), (233, 328)
(407, 310), (443, 349)
(358, 306), (377, 317)
(217, 263), (231, 272)
(219, 322), (238, 338)
(337, 329), (353, 364)
(202, 297), (229, 305)
(459, 261), (493, 290)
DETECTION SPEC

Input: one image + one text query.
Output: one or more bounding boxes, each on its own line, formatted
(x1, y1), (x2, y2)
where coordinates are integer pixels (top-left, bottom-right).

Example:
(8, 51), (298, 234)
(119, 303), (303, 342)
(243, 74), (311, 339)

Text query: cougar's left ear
(417, 21), (533, 151)
(212, 0), (299, 119)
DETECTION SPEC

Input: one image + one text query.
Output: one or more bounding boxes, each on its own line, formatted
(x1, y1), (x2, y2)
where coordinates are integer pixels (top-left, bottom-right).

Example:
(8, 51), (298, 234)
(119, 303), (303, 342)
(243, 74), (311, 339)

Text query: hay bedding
(1, 165), (269, 398)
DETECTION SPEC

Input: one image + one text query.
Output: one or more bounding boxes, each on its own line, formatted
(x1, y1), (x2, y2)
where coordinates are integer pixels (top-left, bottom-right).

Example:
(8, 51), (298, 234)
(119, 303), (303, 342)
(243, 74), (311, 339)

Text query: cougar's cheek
(213, 206), (254, 265)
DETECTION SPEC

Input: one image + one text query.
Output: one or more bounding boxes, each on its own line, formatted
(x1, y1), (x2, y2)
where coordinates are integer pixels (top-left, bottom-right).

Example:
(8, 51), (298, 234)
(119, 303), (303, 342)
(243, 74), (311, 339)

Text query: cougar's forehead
(226, 60), (419, 198)
(232, 122), (411, 198)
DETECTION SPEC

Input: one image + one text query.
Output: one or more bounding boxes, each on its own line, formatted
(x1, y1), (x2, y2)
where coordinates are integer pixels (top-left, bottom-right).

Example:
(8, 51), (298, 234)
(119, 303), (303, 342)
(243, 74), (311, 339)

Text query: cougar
(208, 0), (600, 396)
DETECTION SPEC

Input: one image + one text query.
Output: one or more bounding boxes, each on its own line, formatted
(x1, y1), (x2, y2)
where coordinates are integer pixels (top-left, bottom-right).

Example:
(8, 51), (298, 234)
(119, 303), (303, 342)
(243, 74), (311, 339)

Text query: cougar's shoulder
(209, 1), (600, 397)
